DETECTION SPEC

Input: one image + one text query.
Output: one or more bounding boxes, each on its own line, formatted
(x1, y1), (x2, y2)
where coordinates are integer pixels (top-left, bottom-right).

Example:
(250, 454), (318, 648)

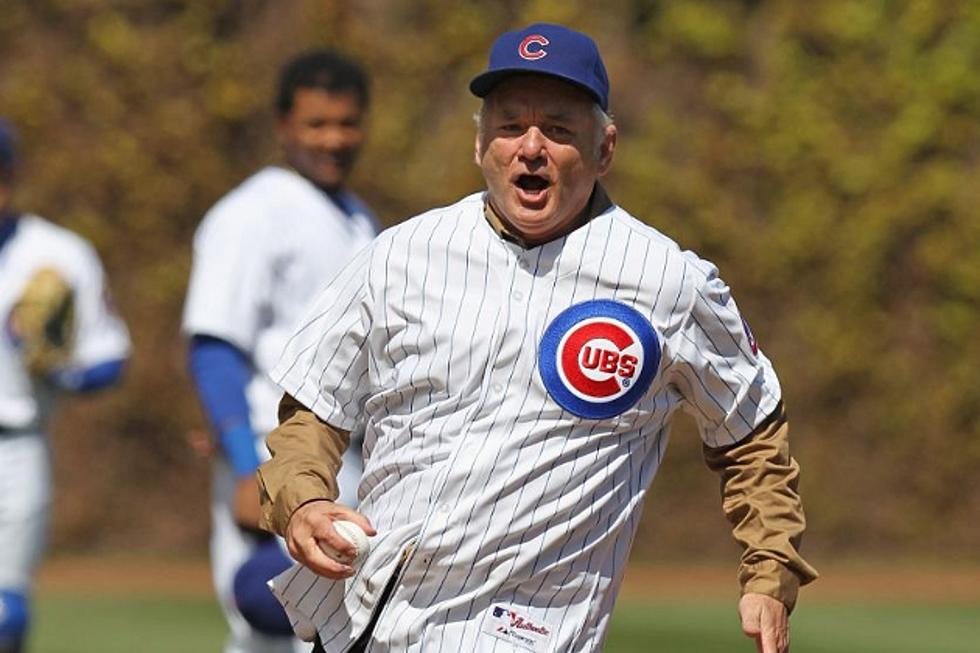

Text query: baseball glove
(8, 267), (75, 377)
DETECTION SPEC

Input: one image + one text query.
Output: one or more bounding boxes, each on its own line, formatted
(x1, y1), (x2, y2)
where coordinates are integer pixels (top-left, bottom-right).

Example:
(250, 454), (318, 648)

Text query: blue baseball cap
(0, 119), (16, 171)
(470, 23), (610, 111)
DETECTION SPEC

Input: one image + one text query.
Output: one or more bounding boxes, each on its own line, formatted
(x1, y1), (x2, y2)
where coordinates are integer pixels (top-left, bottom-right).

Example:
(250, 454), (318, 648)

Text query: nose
(318, 127), (343, 149)
(315, 124), (356, 150)
(518, 126), (546, 162)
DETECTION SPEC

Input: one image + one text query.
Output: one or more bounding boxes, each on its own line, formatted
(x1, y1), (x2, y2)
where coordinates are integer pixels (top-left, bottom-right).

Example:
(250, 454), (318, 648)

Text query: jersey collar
(483, 183), (613, 249)
(0, 211), (19, 255)
(282, 164), (358, 217)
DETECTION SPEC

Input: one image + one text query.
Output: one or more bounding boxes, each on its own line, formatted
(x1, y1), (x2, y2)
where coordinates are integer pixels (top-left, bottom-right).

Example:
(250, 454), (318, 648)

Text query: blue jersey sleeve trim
(219, 423), (262, 478)
(54, 358), (126, 392)
(188, 335), (260, 477)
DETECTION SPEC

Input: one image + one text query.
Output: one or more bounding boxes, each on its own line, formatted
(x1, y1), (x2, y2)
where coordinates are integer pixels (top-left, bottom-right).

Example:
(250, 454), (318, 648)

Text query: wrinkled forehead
(483, 74), (596, 118)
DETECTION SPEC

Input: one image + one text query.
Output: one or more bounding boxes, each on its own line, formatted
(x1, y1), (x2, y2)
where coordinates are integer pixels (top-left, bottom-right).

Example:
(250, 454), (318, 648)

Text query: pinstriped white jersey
(269, 191), (781, 652)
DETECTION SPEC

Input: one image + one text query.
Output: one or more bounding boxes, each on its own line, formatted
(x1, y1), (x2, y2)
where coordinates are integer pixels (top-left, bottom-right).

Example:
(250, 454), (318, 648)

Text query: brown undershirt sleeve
(256, 393), (351, 537)
(702, 401), (819, 611)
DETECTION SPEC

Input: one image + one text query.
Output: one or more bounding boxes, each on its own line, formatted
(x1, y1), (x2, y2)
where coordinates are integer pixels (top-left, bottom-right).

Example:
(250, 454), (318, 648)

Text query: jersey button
(512, 290), (524, 301)
(492, 383), (503, 394)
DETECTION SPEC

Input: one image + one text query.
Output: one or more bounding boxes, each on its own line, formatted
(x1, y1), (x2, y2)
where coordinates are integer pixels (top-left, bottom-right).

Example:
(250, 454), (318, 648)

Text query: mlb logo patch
(538, 300), (660, 419)
(481, 604), (555, 652)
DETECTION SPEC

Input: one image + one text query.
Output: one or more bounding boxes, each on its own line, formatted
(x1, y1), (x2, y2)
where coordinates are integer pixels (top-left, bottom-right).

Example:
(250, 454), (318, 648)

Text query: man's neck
(484, 184), (613, 249)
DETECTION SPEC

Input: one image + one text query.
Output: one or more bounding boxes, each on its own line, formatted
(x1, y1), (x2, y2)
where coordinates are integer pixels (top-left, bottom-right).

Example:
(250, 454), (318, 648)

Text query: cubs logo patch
(518, 34), (550, 60)
(538, 300), (660, 419)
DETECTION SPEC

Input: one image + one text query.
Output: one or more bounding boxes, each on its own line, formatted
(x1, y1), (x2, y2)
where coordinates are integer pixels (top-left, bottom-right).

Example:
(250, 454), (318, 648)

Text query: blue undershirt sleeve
(54, 358), (126, 392)
(187, 335), (261, 478)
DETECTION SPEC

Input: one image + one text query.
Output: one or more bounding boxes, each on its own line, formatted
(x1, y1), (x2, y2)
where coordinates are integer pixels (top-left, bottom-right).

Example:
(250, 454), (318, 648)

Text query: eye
(544, 125), (572, 139)
(498, 123), (524, 134)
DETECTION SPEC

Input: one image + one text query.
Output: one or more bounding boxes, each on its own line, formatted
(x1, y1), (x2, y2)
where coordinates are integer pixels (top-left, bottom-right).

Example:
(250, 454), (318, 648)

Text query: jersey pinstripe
(269, 191), (780, 652)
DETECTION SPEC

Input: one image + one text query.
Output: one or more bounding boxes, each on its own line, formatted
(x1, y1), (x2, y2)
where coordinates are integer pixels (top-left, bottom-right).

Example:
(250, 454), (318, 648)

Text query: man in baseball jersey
(0, 119), (130, 653)
(182, 50), (379, 653)
(257, 23), (817, 653)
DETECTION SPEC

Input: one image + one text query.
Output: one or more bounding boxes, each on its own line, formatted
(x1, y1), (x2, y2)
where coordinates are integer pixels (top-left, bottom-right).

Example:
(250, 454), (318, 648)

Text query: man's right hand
(284, 500), (377, 579)
(739, 593), (790, 653)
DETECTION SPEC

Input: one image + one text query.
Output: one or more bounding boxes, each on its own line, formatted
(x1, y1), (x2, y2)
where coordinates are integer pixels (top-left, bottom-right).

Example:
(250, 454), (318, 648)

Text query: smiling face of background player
(475, 75), (616, 246)
(277, 88), (366, 193)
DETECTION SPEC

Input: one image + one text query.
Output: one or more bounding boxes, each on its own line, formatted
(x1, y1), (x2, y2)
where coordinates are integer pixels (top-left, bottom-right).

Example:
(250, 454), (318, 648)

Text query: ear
(274, 115), (290, 148)
(596, 124), (617, 176)
(474, 131), (483, 166)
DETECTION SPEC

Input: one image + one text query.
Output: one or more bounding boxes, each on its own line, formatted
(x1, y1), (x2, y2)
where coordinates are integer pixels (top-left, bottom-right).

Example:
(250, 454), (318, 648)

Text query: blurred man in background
(0, 118), (130, 653)
(182, 50), (379, 653)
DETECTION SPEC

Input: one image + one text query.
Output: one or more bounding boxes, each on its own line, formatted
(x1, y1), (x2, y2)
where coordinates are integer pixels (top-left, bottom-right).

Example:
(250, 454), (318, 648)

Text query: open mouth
(515, 174), (550, 194)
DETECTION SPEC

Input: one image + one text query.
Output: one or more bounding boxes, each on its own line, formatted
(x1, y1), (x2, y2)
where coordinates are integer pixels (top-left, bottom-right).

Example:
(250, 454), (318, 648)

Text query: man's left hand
(738, 592), (789, 653)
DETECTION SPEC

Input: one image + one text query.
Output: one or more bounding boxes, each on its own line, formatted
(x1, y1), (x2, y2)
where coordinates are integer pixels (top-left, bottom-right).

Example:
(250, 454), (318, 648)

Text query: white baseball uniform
(266, 191), (781, 652)
(182, 166), (379, 653)
(0, 214), (130, 590)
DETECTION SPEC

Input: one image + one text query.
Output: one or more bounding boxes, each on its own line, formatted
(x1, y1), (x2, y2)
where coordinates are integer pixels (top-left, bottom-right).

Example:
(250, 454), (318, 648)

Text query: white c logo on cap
(519, 35), (550, 61)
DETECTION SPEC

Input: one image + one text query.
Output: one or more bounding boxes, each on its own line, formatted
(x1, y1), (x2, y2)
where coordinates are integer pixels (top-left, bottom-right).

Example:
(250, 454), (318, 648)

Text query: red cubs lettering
(578, 346), (639, 378)
(599, 350), (619, 373)
(561, 321), (639, 398)
(618, 354), (638, 378)
(580, 346), (601, 370)
(519, 35), (549, 60)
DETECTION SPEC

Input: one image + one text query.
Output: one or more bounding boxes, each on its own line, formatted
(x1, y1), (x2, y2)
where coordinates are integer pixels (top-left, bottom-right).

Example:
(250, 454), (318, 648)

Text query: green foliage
(1, 0), (978, 558)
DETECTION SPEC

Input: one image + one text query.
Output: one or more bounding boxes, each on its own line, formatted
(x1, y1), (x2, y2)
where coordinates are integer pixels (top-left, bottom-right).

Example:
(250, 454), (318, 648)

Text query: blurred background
(1, 0), (978, 651)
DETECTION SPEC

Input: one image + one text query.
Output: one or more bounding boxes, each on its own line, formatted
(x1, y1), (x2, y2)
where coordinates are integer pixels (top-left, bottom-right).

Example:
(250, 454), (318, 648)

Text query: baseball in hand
(318, 520), (371, 566)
